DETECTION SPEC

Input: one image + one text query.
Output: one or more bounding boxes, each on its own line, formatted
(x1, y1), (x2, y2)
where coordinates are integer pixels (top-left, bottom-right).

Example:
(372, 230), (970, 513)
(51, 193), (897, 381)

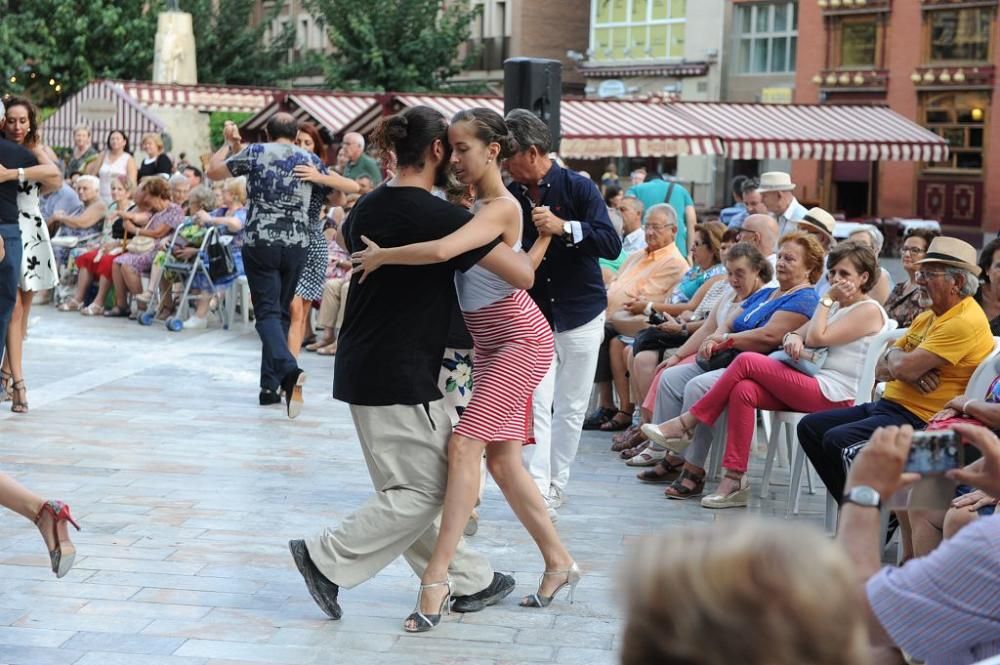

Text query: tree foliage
(180, 0), (318, 87)
(0, 0), (162, 106)
(306, 0), (482, 91)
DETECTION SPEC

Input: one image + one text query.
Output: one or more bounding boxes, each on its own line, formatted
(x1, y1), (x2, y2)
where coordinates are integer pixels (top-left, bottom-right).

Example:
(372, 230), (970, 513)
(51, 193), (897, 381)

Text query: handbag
(633, 327), (688, 355)
(125, 235), (155, 254)
(696, 348), (741, 372)
(770, 347), (829, 377)
(207, 233), (237, 282)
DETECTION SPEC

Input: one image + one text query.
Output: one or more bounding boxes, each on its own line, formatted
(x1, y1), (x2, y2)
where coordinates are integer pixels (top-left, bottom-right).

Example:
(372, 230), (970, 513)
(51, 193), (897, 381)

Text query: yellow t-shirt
(883, 297), (993, 422)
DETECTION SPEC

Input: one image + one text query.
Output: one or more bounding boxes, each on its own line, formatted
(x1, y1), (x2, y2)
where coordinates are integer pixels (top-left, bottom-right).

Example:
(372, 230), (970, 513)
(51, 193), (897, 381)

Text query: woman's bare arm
(56, 200), (107, 229)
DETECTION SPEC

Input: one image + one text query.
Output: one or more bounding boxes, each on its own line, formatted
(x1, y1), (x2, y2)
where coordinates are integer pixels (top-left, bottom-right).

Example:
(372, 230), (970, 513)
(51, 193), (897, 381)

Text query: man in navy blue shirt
(505, 110), (622, 516)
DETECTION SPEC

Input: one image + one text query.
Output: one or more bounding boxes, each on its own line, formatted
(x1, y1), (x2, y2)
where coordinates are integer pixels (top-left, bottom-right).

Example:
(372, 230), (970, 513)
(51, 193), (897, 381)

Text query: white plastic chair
(779, 324), (902, 518)
(225, 275), (252, 326)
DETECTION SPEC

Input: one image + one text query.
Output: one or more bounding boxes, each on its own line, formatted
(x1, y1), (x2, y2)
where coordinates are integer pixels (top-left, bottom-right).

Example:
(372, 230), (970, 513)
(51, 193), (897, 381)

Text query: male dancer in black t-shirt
(288, 106), (532, 620)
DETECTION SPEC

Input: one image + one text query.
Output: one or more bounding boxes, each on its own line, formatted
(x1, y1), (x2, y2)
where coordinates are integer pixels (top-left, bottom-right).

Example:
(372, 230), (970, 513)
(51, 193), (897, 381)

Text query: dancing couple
(289, 105), (578, 632)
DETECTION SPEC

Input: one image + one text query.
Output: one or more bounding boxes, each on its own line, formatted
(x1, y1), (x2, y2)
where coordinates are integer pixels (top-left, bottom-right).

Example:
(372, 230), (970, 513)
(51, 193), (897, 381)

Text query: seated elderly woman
(168, 173), (191, 210)
(67, 175), (140, 316)
(621, 520), (869, 665)
(305, 229), (352, 355)
(48, 175), (107, 277)
(585, 203), (689, 431)
(104, 178), (183, 318)
(643, 241), (890, 507)
(177, 179), (247, 329)
(884, 227), (940, 328)
(598, 221), (727, 431)
(612, 228), (739, 450)
(621, 243), (771, 463)
(847, 224), (892, 305)
(636, 232), (823, 493)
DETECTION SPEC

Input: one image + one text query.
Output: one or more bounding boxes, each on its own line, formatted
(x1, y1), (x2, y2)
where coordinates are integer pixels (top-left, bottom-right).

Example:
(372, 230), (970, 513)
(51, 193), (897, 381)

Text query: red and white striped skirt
(454, 289), (554, 444)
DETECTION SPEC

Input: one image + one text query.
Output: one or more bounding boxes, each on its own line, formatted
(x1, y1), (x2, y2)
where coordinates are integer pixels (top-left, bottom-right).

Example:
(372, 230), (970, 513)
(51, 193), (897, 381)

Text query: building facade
(795, 0), (1000, 231)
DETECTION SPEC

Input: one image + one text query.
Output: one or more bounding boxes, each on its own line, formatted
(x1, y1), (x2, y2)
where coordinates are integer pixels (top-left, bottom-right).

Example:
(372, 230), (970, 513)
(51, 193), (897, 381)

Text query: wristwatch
(562, 221), (573, 242)
(843, 485), (881, 509)
(16, 167), (25, 181)
(643, 301), (654, 317)
(819, 297), (834, 308)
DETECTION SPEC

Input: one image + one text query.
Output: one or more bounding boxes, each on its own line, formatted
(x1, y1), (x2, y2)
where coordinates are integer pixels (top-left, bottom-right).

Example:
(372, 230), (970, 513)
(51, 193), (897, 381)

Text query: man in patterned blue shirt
(207, 114), (328, 417)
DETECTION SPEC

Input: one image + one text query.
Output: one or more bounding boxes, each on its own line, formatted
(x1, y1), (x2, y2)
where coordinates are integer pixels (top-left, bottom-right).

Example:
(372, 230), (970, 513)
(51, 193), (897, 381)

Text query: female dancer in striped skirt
(353, 108), (579, 633)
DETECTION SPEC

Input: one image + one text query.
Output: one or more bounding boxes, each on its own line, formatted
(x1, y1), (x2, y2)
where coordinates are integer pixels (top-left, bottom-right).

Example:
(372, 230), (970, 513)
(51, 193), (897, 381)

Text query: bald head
(266, 112), (299, 142)
(343, 132), (365, 160)
(742, 214), (779, 255)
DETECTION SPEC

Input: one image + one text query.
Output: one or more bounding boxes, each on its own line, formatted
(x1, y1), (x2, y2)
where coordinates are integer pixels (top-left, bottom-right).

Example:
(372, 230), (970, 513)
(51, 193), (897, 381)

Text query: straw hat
(757, 172), (796, 192)
(916, 237), (982, 276)
(795, 207), (836, 239)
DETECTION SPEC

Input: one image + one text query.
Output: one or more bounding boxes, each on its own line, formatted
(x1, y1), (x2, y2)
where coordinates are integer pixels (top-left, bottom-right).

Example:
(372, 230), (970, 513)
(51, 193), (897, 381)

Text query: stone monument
(152, 6), (198, 84)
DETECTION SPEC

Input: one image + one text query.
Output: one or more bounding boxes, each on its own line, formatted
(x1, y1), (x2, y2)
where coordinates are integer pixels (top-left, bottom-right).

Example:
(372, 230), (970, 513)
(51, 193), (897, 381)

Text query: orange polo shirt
(606, 242), (689, 314)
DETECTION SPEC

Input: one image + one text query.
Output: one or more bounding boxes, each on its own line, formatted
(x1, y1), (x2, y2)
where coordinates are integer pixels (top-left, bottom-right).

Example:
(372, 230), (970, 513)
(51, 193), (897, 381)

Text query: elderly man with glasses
(799, 237), (994, 505)
(732, 213), (780, 285)
(589, 203), (690, 431)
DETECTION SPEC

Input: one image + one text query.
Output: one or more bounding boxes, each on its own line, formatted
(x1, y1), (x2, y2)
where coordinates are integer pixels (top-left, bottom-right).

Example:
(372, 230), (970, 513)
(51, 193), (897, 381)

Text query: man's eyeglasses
(735, 228), (759, 240)
(915, 269), (950, 281)
(645, 224), (674, 232)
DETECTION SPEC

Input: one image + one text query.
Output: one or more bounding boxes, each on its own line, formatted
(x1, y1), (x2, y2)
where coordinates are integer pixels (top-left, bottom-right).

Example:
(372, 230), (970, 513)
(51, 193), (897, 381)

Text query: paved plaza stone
(0, 307), (827, 664)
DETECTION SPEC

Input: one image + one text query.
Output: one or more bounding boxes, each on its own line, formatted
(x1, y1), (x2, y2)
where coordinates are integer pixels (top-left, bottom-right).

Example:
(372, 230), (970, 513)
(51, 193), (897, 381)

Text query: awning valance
(383, 94), (723, 159)
(667, 101), (950, 162)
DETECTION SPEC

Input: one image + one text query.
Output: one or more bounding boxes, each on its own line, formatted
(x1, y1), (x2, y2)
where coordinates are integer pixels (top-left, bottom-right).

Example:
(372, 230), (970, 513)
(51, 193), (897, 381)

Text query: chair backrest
(962, 337), (1000, 400)
(855, 324), (904, 405)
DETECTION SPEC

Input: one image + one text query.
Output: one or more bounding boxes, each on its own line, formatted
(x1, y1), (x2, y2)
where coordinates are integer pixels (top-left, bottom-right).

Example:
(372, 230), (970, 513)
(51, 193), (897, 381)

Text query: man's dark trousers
(242, 244), (307, 391)
(0, 225), (22, 359)
(798, 399), (925, 504)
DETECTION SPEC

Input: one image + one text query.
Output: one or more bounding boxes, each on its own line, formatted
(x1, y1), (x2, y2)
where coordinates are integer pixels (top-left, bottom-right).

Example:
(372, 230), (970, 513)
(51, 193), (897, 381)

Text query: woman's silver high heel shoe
(520, 562), (581, 608)
(403, 579), (451, 633)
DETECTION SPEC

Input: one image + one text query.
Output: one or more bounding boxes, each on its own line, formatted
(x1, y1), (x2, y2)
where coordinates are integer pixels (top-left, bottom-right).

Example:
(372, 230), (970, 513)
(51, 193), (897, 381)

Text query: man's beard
(918, 290), (933, 310)
(433, 159), (451, 189)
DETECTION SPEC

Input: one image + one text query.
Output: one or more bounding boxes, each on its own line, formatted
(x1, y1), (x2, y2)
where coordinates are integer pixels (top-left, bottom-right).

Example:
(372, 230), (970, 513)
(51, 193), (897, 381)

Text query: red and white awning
(241, 92), (383, 138)
(115, 80), (277, 113)
(42, 80), (166, 150)
(384, 94), (722, 159)
(668, 102), (950, 162)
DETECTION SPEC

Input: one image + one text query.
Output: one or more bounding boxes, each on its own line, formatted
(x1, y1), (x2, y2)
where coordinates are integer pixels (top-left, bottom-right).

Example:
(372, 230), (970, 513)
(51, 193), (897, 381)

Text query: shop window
(591, 0), (686, 62)
(836, 17), (880, 68)
(927, 7), (993, 63)
(736, 2), (798, 74)
(923, 92), (988, 172)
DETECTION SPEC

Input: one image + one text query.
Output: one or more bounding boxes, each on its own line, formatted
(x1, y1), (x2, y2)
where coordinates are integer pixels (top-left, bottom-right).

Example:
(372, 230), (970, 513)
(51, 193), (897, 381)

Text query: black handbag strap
(663, 180), (677, 206)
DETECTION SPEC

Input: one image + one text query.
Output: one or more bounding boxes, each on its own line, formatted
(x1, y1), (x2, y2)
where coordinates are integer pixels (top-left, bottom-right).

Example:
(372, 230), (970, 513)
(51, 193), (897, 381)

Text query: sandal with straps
(599, 410), (633, 432)
(10, 380), (27, 414)
(404, 579), (452, 633)
(34, 500), (81, 578)
(611, 424), (645, 451)
(520, 562), (582, 608)
(636, 457), (683, 483)
(641, 414), (697, 454)
(664, 467), (707, 500)
(620, 440), (650, 459)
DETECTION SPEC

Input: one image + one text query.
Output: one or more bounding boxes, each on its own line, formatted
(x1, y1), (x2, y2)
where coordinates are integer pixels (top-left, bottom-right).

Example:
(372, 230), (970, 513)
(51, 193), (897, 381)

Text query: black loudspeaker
(504, 57), (562, 151)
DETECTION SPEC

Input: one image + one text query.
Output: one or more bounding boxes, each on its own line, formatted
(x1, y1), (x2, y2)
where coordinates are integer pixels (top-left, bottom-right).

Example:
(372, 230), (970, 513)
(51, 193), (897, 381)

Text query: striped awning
(115, 80), (277, 113)
(384, 94), (722, 159)
(242, 92), (382, 137)
(667, 102), (950, 162)
(42, 80), (166, 149)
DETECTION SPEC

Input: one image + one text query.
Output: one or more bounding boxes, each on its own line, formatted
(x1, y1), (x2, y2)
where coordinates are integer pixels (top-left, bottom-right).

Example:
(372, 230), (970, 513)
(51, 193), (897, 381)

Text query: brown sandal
(611, 425), (646, 452)
(664, 466), (706, 500)
(636, 457), (683, 483)
(599, 410), (633, 432)
(620, 441), (649, 459)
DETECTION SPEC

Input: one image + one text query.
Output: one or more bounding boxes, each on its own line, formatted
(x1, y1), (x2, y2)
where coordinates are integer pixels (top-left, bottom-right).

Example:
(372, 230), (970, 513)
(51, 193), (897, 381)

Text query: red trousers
(689, 352), (853, 473)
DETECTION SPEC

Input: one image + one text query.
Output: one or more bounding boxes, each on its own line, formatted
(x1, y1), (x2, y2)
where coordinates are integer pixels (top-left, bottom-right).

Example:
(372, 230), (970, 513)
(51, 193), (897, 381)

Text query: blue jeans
(0, 224), (22, 360)
(242, 244), (307, 391)
(798, 399), (925, 504)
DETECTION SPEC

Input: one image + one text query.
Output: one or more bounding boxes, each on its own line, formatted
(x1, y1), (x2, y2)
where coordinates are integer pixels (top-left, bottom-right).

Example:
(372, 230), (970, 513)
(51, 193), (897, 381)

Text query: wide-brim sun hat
(916, 236), (982, 276)
(757, 171), (796, 192)
(795, 207), (836, 239)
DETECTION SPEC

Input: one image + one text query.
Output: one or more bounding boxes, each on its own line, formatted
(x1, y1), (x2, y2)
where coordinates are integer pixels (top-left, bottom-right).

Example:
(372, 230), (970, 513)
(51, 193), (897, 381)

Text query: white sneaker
(183, 316), (207, 330)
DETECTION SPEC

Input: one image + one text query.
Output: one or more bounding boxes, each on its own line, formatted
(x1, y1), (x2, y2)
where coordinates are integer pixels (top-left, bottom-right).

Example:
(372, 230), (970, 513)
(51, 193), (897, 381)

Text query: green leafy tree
(180, 0), (318, 86)
(0, 0), (162, 106)
(306, 0), (482, 91)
